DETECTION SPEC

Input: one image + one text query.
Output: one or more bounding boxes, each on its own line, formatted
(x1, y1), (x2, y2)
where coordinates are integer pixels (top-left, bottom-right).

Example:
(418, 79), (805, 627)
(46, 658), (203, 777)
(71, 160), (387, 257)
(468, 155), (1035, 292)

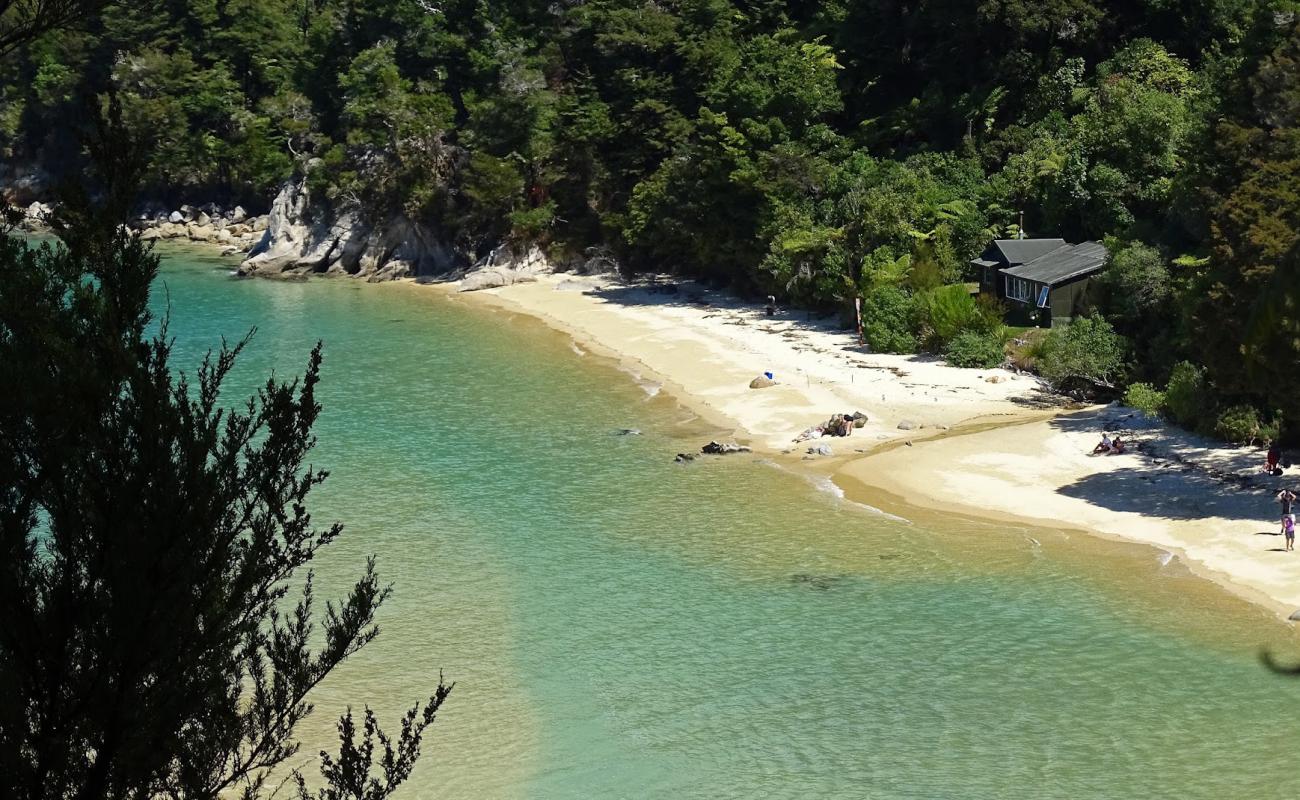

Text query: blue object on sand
(764, 371), (774, 380)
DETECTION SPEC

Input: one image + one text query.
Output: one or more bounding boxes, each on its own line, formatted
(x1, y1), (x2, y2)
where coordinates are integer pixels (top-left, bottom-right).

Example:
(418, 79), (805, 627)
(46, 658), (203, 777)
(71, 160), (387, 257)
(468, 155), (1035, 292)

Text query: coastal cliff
(236, 180), (459, 281)
(9, 176), (558, 285)
(235, 179), (564, 285)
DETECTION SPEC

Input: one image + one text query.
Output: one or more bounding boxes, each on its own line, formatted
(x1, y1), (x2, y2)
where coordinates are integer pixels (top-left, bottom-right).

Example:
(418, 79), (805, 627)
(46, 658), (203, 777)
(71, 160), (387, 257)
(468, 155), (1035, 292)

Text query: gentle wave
(758, 460), (911, 523)
(614, 363), (662, 398)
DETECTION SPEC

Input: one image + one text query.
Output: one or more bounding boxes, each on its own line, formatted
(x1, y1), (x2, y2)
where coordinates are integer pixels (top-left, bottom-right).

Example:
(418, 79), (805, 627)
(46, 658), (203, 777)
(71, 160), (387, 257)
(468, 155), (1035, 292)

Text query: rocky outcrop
(458, 244), (552, 291)
(237, 180), (459, 282)
(17, 200), (52, 230)
(0, 164), (49, 206)
(13, 175), (568, 288)
(701, 441), (752, 455)
(676, 440), (753, 462)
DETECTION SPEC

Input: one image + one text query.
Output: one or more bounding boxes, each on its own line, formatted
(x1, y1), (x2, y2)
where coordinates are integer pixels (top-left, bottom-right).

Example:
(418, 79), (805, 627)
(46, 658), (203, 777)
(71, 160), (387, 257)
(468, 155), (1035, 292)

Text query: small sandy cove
(446, 272), (1300, 617)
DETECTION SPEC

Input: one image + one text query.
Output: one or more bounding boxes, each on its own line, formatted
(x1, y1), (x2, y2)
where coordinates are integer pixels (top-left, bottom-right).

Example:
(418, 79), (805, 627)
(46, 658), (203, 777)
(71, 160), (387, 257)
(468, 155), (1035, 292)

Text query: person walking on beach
(1285, 514), (1296, 551)
(1278, 488), (1296, 534)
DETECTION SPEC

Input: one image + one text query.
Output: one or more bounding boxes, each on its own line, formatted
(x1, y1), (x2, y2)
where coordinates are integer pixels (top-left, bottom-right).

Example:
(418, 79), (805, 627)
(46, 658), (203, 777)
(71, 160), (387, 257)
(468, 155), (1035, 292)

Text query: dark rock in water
(674, 453), (696, 463)
(615, 428), (642, 436)
(1290, 608), (1300, 622)
(791, 573), (846, 590)
(701, 440), (751, 455)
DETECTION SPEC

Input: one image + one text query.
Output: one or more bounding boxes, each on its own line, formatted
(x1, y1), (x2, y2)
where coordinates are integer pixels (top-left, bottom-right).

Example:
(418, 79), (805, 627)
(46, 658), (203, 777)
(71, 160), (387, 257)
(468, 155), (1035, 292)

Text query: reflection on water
(153, 244), (1300, 799)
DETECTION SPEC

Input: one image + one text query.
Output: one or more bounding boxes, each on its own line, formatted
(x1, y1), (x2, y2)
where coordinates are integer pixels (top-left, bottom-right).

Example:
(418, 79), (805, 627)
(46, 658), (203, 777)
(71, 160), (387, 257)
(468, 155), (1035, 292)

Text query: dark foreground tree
(0, 0), (114, 56)
(0, 203), (450, 797)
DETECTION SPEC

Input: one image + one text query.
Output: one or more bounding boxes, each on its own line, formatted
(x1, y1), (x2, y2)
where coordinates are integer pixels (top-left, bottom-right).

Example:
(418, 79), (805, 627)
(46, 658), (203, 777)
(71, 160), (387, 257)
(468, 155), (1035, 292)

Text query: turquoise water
(152, 245), (1300, 799)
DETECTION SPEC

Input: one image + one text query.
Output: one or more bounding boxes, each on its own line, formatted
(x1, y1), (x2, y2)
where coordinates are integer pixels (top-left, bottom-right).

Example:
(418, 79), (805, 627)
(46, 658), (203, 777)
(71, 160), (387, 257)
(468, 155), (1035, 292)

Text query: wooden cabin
(972, 239), (1108, 327)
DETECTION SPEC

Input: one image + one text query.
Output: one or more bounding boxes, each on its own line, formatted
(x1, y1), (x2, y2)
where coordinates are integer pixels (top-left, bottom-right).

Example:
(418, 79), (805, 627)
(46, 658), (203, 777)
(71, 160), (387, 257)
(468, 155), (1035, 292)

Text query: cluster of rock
(234, 179), (459, 282)
(456, 245), (553, 291)
(133, 203), (270, 257)
(16, 201), (53, 229)
(676, 440), (752, 462)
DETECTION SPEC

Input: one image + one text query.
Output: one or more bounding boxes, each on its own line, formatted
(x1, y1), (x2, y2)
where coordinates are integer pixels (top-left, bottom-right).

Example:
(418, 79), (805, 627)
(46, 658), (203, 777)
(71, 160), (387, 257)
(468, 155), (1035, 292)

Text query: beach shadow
(588, 282), (724, 310)
(1267, 548), (1289, 552)
(1051, 408), (1291, 485)
(587, 280), (852, 331)
(1048, 407), (1296, 523)
(1056, 466), (1266, 522)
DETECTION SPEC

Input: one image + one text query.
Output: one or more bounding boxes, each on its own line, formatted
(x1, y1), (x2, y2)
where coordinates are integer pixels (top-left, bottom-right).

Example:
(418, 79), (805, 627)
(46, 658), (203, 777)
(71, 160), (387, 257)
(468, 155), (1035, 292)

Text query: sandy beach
(443, 271), (1300, 618)
(453, 273), (1051, 446)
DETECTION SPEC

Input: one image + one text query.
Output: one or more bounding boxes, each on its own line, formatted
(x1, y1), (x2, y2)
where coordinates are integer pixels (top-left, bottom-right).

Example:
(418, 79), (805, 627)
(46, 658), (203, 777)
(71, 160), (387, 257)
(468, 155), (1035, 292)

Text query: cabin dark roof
(989, 238), (1067, 266)
(1001, 241), (1108, 285)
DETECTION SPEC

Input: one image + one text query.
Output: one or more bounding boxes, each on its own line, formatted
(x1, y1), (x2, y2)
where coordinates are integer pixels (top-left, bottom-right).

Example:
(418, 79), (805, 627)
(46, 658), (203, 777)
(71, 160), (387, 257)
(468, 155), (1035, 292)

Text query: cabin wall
(982, 265), (1004, 297)
(1048, 275), (1096, 326)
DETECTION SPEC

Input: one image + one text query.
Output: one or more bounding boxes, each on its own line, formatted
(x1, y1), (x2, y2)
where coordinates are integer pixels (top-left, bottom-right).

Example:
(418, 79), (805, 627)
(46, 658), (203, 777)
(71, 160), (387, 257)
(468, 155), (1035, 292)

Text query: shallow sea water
(149, 244), (1300, 799)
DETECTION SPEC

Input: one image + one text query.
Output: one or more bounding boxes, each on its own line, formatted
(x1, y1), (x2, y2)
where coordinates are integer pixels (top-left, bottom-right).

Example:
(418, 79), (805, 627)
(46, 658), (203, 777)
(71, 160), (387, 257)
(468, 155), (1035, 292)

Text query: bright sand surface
(451, 272), (1300, 618)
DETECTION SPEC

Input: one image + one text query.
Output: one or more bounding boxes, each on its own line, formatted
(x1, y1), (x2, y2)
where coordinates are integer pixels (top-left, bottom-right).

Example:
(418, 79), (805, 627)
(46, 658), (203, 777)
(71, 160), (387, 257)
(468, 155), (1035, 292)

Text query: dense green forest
(2, 0), (1299, 439)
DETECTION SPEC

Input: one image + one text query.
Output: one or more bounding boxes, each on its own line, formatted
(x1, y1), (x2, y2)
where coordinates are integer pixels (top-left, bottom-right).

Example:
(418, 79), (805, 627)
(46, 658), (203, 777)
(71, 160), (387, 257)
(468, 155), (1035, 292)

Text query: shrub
(1037, 316), (1127, 389)
(914, 284), (993, 349)
(944, 330), (1006, 368)
(1214, 404), (1263, 445)
(1123, 382), (1165, 417)
(861, 285), (918, 353)
(1259, 415), (1282, 445)
(1164, 361), (1207, 429)
(1006, 327), (1049, 371)
(974, 292), (1008, 328)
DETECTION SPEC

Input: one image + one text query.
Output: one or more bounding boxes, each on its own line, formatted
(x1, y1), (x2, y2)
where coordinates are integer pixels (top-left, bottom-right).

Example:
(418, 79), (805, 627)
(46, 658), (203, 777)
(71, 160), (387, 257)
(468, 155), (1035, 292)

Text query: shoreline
(138, 236), (1300, 622)
(834, 426), (1300, 620)
(429, 270), (1300, 622)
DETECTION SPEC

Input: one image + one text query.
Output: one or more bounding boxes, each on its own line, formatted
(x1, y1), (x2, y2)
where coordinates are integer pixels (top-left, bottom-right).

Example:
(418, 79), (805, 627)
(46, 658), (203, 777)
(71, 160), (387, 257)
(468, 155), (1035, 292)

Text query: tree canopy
(4, 0), (1300, 437)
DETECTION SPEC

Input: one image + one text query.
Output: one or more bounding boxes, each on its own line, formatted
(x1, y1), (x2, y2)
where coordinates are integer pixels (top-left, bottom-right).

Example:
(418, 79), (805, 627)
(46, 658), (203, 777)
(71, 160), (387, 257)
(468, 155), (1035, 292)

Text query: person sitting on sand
(1093, 433), (1113, 454)
(1110, 436), (1125, 455)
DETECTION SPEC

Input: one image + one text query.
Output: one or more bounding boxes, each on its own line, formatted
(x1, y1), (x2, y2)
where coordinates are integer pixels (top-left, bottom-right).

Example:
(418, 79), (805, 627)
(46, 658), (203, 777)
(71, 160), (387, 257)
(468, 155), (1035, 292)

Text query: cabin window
(1005, 276), (1034, 303)
(1036, 285), (1050, 308)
